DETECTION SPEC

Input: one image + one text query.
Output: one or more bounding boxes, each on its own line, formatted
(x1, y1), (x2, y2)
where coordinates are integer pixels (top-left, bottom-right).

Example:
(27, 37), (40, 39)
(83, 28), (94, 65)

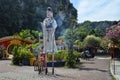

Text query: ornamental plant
(12, 45), (34, 65)
(105, 22), (120, 47)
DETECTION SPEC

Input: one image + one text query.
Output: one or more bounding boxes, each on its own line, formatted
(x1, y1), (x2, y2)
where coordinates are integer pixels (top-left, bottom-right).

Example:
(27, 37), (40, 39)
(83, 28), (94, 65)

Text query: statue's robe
(41, 18), (57, 53)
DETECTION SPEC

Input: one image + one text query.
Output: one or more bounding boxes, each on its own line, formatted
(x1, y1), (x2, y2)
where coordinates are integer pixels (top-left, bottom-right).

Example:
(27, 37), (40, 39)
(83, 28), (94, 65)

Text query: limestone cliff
(0, 0), (77, 38)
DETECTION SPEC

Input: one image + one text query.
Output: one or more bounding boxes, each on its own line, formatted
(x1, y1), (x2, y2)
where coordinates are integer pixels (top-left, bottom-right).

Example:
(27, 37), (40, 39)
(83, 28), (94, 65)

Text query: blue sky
(70, 0), (120, 23)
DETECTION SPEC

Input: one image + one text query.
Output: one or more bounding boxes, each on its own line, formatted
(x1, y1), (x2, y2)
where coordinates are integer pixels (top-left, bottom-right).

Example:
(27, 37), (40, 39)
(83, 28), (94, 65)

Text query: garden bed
(47, 61), (65, 67)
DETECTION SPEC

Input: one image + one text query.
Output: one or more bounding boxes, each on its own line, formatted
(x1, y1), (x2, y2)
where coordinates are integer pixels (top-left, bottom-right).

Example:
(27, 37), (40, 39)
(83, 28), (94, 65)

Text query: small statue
(41, 7), (57, 53)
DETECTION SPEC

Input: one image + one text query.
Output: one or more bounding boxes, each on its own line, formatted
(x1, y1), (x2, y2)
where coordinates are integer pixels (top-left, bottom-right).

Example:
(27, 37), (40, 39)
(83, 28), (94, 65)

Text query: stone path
(0, 58), (112, 80)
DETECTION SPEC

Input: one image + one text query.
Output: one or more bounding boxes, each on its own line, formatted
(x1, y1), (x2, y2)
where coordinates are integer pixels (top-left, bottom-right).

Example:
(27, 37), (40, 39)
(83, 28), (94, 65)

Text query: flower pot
(30, 58), (35, 66)
(22, 60), (30, 66)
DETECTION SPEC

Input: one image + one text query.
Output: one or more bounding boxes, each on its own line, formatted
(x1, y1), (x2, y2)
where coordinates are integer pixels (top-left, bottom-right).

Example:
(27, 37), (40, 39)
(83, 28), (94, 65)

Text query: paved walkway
(0, 58), (112, 80)
(110, 59), (120, 80)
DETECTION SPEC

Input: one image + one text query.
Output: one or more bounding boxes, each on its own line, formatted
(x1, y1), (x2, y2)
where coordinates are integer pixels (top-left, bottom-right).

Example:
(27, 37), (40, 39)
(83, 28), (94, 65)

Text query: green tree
(88, 29), (104, 37)
(83, 35), (102, 48)
(74, 26), (88, 41)
(74, 40), (83, 51)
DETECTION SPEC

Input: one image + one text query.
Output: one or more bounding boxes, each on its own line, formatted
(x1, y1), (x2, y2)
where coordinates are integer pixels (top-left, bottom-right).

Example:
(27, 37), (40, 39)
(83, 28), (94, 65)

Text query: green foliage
(32, 30), (42, 39)
(14, 29), (42, 42)
(83, 35), (102, 48)
(12, 46), (21, 65)
(19, 29), (31, 40)
(66, 52), (75, 68)
(89, 29), (104, 37)
(47, 50), (80, 68)
(12, 29), (42, 65)
(30, 43), (39, 49)
(47, 50), (68, 61)
(64, 18), (77, 45)
(74, 40), (83, 50)
(64, 18), (81, 68)
(12, 45), (34, 65)
(73, 50), (80, 58)
(65, 50), (80, 68)
(47, 53), (52, 61)
(64, 29), (75, 45)
(100, 38), (109, 49)
(78, 21), (117, 38)
(58, 36), (64, 40)
(20, 46), (34, 61)
(55, 50), (68, 61)
(65, 20), (92, 46)
(74, 26), (88, 41)
(64, 20), (113, 44)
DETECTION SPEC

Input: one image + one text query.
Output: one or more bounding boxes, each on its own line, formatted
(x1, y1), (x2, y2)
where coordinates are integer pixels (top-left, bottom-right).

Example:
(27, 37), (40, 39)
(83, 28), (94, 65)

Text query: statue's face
(46, 10), (53, 18)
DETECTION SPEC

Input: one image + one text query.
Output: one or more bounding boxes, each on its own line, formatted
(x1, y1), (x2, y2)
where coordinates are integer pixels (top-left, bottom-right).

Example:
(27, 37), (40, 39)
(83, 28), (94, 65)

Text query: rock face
(0, 0), (77, 38)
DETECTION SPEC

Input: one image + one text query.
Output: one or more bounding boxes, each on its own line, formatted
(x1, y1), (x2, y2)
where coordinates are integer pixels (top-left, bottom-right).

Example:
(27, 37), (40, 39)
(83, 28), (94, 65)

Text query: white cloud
(76, 0), (120, 23)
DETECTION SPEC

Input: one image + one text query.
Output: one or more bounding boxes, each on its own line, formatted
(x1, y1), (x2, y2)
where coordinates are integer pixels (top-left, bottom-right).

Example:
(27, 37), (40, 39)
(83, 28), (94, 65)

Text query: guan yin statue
(41, 7), (57, 53)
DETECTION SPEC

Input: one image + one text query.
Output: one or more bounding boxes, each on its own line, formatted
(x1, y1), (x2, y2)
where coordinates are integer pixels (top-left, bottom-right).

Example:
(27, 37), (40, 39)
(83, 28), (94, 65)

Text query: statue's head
(46, 7), (53, 18)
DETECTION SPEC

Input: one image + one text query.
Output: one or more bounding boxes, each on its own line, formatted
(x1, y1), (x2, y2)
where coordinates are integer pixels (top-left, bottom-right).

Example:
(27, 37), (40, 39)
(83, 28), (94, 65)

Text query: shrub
(47, 50), (80, 68)
(47, 50), (68, 61)
(12, 45), (34, 65)
(12, 46), (21, 65)
(65, 50), (80, 68)
(20, 51), (34, 61)
(47, 53), (52, 61)
(55, 50), (68, 61)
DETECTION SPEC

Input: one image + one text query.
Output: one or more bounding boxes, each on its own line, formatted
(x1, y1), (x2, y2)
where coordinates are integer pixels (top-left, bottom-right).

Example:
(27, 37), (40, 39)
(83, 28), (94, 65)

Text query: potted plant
(21, 51), (34, 66)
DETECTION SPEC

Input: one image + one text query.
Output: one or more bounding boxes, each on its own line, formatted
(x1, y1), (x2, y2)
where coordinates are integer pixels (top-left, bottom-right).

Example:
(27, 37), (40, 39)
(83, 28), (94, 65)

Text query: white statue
(41, 7), (57, 53)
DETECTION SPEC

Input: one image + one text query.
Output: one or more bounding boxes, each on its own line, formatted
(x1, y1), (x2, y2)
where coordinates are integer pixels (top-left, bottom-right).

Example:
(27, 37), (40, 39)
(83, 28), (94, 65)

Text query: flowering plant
(105, 22), (120, 47)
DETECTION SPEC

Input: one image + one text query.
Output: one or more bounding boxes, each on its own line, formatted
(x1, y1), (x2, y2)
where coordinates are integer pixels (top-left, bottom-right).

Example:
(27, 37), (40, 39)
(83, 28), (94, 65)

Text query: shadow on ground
(79, 67), (108, 72)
